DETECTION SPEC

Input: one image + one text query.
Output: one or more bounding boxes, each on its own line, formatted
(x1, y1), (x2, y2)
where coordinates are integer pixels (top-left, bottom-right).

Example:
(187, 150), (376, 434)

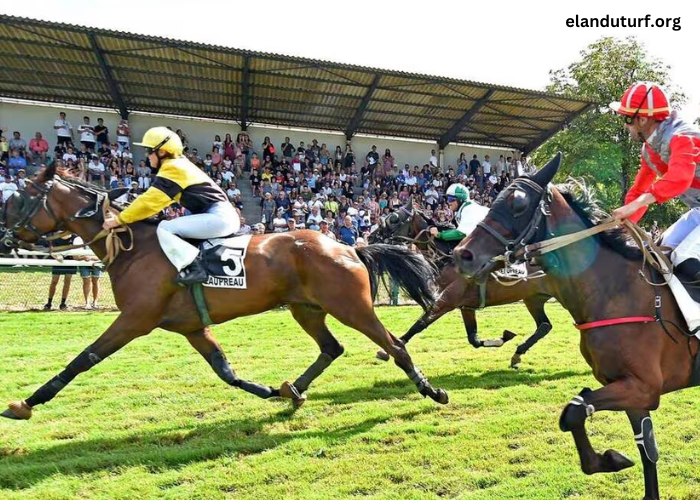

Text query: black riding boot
(176, 258), (208, 286)
(675, 258), (700, 283)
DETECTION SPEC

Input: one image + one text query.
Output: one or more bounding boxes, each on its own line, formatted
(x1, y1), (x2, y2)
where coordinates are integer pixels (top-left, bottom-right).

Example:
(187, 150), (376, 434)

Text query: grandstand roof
(0, 15), (594, 152)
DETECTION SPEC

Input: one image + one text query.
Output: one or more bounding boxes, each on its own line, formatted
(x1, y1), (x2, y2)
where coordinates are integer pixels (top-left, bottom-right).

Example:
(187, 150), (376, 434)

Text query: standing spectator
(94, 118), (109, 148)
(78, 116), (96, 152)
(9, 132), (27, 156)
(54, 111), (74, 145)
(483, 154), (492, 179)
(27, 132), (49, 165)
(116, 119), (130, 151)
(429, 149), (439, 170)
(343, 143), (355, 170)
(365, 145), (379, 178)
(249, 167), (261, 197)
(136, 160), (151, 189)
(0, 173), (18, 202)
(382, 149), (394, 179)
(212, 134), (223, 152)
(457, 152), (468, 176)
(261, 192), (276, 229)
(469, 154), (481, 178)
(43, 234), (78, 311)
(75, 239), (102, 309)
(338, 215), (359, 246)
(281, 136), (295, 162)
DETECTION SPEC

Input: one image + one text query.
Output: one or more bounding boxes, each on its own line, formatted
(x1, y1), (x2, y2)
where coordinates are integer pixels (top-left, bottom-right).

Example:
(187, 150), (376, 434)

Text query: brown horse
(0, 164), (448, 421)
(454, 153), (700, 500)
(368, 198), (554, 368)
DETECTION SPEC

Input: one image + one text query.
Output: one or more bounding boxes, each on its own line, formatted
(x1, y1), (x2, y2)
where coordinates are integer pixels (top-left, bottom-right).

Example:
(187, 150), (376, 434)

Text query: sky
(1, 0), (697, 120)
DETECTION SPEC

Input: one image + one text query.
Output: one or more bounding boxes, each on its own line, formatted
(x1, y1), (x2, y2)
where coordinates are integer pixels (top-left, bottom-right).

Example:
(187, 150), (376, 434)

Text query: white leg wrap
(671, 222), (700, 266)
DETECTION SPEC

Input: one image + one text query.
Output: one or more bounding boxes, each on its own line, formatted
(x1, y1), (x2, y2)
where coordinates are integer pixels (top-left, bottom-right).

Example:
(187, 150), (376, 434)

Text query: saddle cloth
(198, 235), (253, 289)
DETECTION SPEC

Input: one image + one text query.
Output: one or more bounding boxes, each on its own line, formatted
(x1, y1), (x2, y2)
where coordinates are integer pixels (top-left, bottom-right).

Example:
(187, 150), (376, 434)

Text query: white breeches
(157, 202), (240, 271)
(662, 207), (700, 265)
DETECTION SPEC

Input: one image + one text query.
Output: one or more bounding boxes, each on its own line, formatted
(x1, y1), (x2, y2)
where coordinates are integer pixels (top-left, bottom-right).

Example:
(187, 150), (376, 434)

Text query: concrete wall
(0, 100), (517, 168)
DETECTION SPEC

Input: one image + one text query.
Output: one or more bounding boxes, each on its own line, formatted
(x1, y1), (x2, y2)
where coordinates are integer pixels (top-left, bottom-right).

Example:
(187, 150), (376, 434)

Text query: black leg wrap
(466, 329), (484, 348)
(238, 380), (276, 399)
(559, 388), (595, 432)
(403, 318), (428, 343)
(635, 417), (659, 463)
(293, 352), (335, 393)
(209, 350), (241, 387)
(26, 347), (102, 407)
(515, 323), (552, 355)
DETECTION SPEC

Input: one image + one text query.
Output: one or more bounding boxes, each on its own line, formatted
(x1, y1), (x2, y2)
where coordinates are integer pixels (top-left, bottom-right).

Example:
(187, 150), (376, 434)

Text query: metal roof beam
(88, 33), (128, 118)
(0, 35), (91, 52)
(344, 74), (380, 140)
(240, 55), (251, 130)
(437, 90), (494, 149)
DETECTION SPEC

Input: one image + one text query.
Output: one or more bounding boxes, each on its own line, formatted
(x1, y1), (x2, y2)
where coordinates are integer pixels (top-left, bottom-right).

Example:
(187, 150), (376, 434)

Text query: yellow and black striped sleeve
(117, 183), (178, 224)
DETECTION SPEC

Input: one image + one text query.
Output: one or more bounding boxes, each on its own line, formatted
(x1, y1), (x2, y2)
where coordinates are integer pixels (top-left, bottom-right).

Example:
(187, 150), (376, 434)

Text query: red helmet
(610, 82), (671, 121)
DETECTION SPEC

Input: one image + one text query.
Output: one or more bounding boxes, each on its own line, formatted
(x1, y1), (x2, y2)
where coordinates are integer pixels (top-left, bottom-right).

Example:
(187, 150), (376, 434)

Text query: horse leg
(329, 299), (448, 405)
(460, 307), (516, 349)
(627, 409), (660, 500)
(376, 302), (451, 362)
(511, 296), (552, 368)
(559, 377), (661, 475)
(285, 304), (345, 406)
(2, 313), (153, 420)
(185, 327), (280, 400)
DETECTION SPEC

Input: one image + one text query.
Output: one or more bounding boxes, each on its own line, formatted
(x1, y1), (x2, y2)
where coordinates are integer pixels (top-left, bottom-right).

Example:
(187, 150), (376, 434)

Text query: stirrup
(176, 261), (208, 287)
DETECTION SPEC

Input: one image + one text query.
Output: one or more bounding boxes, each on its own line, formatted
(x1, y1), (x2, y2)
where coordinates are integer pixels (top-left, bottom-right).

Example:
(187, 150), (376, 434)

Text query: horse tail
(355, 244), (437, 311)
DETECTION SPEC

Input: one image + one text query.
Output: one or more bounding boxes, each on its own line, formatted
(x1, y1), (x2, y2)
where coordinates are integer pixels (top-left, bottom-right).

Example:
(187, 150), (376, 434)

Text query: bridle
(0, 179), (64, 249)
(475, 178), (552, 267)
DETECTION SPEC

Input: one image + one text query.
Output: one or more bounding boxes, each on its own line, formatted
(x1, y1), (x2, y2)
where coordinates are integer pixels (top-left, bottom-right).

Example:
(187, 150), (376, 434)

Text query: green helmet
(446, 183), (469, 202)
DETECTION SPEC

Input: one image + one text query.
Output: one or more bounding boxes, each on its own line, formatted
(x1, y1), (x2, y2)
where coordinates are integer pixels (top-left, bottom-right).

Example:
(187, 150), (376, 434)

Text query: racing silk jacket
(117, 156), (227, 224)
(436, 200), (489, 241)
(626, 111), (700, 223)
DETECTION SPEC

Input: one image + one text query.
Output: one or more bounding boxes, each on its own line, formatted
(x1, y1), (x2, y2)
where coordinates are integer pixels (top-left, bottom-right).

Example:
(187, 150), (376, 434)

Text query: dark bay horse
(0, 164), (447, 421)
(369, 198), (554, 368)
(454, 153), (700, 500)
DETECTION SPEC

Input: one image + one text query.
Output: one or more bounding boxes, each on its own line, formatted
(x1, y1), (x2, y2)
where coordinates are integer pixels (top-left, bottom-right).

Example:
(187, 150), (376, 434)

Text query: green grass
(1, 304), (700, 500)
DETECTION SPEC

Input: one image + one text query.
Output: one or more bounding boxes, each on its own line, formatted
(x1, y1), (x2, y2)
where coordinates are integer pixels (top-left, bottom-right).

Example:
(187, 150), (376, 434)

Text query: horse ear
(531, 152), (561, 187)
(36, 162), (56, 183)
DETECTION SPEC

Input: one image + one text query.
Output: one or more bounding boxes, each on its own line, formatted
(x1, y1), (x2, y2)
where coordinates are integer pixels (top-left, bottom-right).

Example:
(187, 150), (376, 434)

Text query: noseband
(0, 180), (63, 249)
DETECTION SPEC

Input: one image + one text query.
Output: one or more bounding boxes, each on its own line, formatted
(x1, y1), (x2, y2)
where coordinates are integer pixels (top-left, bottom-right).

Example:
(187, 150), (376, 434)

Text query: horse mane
(556, 178), (643, 261)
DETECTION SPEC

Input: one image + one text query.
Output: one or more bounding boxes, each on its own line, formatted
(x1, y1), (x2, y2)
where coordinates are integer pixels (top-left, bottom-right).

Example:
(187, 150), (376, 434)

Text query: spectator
(307, 206), (323, 230)
(27, 132), (49, 165)
(54, 111), (74, 145)
(261, 192), (276, 228)
(116, 119), (130, 151)
(0, 173), (18, 202)
(94, 118), (109, 148)
(7, 149), (27, 173)
(338, 215), (359, 246)
(87, 155), (105, 187)
(9, 131), (27, 156)
(319, 219), (336, 240)
(281, 136), (295, 162)
(78, 116), (96, 151)
(469, 154), (480, 177)
(43, 234), (79, 311)
(236, 216), (252, 235)
(136, 160), (151, 189)
(429, 149), (439, 170)
(365, 145), (379, 178)
(272, 207), (288, 232)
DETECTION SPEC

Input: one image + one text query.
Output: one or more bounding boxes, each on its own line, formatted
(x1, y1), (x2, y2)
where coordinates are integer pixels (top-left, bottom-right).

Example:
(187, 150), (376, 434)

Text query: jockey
(610, 82), (700, 279)
(429, 183), (489, 241)
(102, 126), (240, 285)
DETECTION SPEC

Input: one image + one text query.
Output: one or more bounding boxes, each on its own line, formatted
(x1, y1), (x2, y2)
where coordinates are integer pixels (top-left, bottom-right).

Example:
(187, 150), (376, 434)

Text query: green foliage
(533, 36), (687, 227)
(2, 307), (700, 499)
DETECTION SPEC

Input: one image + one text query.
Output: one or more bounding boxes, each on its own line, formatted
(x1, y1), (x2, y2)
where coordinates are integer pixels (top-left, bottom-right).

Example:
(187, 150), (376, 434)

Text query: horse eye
(512, 190), (528, 216)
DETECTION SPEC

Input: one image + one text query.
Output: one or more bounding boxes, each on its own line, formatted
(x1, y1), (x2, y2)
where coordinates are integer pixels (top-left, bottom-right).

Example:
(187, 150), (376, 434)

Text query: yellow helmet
(133, 127), (183, 156)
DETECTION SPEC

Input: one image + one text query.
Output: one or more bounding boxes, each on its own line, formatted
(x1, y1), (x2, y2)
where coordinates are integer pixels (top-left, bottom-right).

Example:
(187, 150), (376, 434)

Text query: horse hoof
(433, 388), (449, 405)
(279, 381), (307, 409)
(375, 350), (390, 362)
(502, 330), (517, 342)
(1, 401), (32, 420)
(602, 449), (634, 472)
(510, 353), (522, 369)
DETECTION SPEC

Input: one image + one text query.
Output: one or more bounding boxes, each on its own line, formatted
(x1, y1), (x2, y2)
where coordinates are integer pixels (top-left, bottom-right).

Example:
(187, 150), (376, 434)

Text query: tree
(532, 36), (687, 227)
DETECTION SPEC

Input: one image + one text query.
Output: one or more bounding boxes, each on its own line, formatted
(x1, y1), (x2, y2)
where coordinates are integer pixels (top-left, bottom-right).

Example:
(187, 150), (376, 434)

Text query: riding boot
(675, 258), (700, 284)
(176, 258), (208, 286)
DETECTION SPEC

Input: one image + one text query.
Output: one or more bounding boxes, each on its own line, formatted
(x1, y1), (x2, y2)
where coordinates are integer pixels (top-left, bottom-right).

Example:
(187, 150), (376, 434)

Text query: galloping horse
(455, 153), (700, 500)
(0, 164), (447, 421)
(369, 198), (554, 368)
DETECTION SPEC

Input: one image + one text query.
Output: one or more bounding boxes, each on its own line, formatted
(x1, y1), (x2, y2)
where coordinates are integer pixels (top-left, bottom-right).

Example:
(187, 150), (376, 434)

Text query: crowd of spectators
(0, 112), (538, 247)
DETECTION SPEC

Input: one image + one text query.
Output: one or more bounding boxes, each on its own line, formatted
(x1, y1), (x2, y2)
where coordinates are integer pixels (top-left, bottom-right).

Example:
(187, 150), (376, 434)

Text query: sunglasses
(623, 86), (654, 125)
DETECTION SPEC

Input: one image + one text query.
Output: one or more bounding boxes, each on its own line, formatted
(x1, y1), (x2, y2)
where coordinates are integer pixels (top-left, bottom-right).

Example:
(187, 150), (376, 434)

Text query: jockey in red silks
(610, 82), (700, 279)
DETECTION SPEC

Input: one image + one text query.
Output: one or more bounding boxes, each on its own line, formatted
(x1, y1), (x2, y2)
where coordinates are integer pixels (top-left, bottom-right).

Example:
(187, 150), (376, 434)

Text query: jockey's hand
(102, 212), (122, 231)
(429, 227), (439, 237)
(611, 204), (638, 222)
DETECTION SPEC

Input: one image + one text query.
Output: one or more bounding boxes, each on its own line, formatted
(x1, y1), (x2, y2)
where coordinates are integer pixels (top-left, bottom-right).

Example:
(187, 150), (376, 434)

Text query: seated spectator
(28, 132), (49, 164)
(87, 155), (106, 187)
(319, 219), (336, 240)
(272, 208), (288, 232)
(136, 160), (151, 189)
(338, 215), (359, 246)
(236, 216), (252, 235)
(7, 149), (27, 174)
(0, 173), (18, 203)
(8, 131), (27, 157)
(307, 206), (323, 230)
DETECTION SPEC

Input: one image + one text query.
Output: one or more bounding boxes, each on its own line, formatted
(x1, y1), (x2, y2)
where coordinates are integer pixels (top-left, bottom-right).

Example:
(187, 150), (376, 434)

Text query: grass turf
(1, 304), (700, 499)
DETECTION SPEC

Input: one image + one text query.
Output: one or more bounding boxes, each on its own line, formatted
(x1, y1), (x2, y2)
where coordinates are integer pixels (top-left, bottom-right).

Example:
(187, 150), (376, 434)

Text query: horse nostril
(461, 249), (474, 262)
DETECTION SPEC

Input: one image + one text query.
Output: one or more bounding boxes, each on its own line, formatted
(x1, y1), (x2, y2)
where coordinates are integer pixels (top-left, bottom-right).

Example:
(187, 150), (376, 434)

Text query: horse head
(368, 196), (421, 244)
(454, 153), (561, 281)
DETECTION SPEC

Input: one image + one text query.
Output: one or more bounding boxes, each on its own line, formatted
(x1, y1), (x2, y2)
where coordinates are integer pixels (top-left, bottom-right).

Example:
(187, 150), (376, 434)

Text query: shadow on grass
(0, 406), (431, 490)
(314, 369), (585, 405)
